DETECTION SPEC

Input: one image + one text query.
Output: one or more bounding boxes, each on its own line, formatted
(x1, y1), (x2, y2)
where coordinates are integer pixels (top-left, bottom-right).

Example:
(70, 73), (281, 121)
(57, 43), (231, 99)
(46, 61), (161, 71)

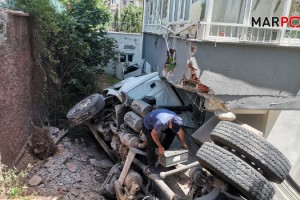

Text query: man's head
(169, 116), (183, 133)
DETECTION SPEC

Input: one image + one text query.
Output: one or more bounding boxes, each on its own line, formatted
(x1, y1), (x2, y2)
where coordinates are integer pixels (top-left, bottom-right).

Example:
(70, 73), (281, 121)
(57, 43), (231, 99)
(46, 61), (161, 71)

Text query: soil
(1, 73), (120, 200)
(23, 127), (112, 200)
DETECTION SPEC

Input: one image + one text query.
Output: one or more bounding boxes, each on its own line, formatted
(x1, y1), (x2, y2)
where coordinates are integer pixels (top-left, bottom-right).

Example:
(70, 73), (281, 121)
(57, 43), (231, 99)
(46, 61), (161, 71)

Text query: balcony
(143, 0), (300, 47)
(144, 21), (300, 47)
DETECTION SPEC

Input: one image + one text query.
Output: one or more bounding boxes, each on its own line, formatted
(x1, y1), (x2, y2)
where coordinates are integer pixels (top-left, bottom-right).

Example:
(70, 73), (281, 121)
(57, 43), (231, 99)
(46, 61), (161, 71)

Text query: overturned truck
(67, 72), (294, 200)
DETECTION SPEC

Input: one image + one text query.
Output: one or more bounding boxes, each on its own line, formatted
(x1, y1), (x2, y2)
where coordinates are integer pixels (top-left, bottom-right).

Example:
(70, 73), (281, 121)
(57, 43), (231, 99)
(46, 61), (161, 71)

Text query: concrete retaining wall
(0, 9), (43, 167)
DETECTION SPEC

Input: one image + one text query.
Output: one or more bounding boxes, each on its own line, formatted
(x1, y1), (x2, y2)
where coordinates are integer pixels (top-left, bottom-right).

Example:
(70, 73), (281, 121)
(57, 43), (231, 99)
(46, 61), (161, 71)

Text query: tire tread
(197, 142), (275, 200)
(210, 121), (291, 183)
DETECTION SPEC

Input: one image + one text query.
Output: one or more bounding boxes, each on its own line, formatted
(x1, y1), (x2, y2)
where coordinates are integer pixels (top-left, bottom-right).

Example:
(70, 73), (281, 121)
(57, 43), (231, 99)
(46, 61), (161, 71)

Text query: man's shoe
(144, 166), (156, 175)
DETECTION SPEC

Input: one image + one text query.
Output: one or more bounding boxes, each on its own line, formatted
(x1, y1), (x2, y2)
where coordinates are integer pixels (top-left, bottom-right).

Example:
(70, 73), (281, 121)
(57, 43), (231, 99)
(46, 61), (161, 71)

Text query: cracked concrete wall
(0, 10), (43, 167)
(143, 33), (300, 110)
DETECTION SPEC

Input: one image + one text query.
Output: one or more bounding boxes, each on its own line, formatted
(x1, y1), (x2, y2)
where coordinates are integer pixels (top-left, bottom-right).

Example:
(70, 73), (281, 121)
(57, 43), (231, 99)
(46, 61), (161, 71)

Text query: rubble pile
(27, 131), (113, 200)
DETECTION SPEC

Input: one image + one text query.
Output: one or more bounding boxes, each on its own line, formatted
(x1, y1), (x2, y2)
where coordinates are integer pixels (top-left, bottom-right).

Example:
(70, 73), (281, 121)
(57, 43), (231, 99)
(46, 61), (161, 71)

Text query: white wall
(105, 32), (143, 79)
(267, 111), (300, 186)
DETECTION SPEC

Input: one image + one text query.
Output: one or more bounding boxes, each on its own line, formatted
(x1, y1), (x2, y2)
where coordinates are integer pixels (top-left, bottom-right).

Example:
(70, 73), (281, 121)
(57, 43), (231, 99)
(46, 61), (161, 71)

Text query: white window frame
(145, 0), (298, 46)
(203, 0), (292, 43)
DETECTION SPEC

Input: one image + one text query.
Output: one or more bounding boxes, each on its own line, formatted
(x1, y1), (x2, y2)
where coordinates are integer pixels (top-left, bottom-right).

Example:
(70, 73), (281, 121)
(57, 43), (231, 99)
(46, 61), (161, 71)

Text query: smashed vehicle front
(68, 72), (207, 199)
(67, 69), (294, 200)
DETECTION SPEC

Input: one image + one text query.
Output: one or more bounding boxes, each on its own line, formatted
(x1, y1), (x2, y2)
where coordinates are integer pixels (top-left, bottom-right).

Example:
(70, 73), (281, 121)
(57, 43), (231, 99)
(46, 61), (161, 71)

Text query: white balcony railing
(144, 21), (300, 47)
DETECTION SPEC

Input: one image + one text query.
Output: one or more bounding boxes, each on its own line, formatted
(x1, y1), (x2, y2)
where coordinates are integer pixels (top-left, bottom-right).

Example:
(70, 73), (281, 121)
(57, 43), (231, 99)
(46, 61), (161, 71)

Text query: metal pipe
(133, 158), (176, 200)
(160, 161), (200, 179)
(86, 122), (118, 163)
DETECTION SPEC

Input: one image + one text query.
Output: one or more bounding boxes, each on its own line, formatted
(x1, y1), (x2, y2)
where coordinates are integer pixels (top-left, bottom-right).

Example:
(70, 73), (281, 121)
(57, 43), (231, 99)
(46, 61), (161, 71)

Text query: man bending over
(142, 109), (188, 173)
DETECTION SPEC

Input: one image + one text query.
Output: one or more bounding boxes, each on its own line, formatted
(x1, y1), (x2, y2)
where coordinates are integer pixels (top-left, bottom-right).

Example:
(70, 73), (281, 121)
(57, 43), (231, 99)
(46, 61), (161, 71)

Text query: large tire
(67, 94), (105, 125)
(210, 121), (291, 183)
(197, 142), (275, 200)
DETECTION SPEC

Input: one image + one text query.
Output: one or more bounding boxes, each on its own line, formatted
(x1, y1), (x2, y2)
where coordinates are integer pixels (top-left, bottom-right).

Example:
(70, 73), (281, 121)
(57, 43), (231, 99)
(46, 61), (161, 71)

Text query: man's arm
(178, 128), (188, 149)
(151, 129), (165, 155)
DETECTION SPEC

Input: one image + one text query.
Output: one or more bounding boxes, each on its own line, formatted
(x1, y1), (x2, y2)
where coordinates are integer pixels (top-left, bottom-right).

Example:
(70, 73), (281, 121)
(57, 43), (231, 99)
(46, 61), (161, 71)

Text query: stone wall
(0, 9), (43, 167)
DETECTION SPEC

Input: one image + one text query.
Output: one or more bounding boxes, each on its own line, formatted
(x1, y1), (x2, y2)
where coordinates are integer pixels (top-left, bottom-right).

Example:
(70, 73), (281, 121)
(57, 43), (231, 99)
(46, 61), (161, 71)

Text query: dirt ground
(18, 127), (112, 200)
(1, 73), (120, 200)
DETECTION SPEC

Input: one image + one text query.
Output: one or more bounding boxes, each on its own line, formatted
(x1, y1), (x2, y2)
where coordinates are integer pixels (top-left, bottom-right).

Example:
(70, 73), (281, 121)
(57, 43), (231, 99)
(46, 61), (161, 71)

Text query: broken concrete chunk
(70, 187), (80, 196)
(67, 193), (76, 200)
(57, 186), (68, 195)
(66, 163), (77, 173)
(89, 159), (101, 168)
(28, 175), (43, 186)
(44, 159), (55, 168)
(51, 195), (65, 200)
(214, 110), (236, 121)
(64, 141), (72, 148)
(61, 153), (70, 164)
(79, 153), (88, 162)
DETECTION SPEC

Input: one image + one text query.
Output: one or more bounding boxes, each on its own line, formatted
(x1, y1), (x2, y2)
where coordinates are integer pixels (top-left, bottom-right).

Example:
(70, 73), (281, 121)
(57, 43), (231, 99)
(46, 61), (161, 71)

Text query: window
(251, 0), (284, 19)
(120, 54), (126, 62)
(174, 0), (179, 21)
(162, 0), (168, 23)
(184, 0), (191, 20)
(200, 0), (207, 21)
(150, 82), (156, 89)
(212, 0), (247, 24)
(249, 0), (285, 42)
(120, 53), (134, 62)
(152, 0), (157, 23)
(208, 0), (247, 38)
(179, 0), (185, 20)
(169, 0), (174, 22)
(149, 0), (153, 23)
(128, 54), (134, 62)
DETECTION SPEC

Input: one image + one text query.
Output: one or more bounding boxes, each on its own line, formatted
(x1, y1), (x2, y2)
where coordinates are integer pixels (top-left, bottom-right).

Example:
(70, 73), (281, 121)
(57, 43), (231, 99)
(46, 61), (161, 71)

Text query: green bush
(12, 0), (117, 125)
(116, 4), (143, 33)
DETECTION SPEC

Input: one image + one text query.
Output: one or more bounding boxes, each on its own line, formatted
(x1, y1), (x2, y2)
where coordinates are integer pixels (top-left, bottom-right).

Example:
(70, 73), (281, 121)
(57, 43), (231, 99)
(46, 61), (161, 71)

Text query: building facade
(105, 32), (144, 79)
(142, 0), (300, 187)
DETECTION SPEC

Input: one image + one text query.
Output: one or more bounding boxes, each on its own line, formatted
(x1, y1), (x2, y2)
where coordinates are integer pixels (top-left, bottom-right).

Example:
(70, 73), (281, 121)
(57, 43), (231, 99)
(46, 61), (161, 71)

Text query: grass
(0, 157), (32, 199)
(97, 73), (120, 92)
(106, 74), (120, 85)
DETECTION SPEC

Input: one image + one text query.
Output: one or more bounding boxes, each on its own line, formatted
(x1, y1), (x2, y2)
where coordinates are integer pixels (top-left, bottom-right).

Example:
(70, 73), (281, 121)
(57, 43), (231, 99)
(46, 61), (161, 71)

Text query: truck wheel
(67, 94), (105, 125)
(197, 142), (275, 200)
(210, 121), (291, 183)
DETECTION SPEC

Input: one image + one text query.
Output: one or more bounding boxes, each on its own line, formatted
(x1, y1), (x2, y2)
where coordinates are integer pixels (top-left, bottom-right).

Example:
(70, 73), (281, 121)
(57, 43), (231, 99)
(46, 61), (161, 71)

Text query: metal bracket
(118, 149), (136, 185)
